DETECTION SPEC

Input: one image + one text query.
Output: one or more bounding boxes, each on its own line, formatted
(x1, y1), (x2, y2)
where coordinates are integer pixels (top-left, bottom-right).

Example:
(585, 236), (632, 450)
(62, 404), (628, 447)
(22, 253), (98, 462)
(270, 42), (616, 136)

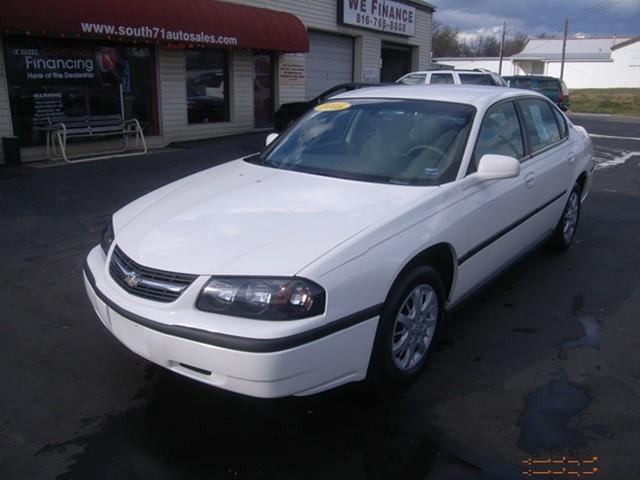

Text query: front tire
(549, 185), (581, 251)
(370, 266), (445, 386)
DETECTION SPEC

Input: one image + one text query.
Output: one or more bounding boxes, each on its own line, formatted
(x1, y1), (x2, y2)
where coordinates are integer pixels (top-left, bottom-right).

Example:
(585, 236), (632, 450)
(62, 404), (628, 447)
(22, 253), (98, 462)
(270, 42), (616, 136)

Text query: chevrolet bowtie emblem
(124, 271), (142, 288)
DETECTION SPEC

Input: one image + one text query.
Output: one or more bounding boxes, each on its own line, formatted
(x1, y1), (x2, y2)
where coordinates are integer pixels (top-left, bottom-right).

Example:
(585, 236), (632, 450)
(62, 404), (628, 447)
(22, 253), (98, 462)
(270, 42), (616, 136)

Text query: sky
(432, 0), (640, 39)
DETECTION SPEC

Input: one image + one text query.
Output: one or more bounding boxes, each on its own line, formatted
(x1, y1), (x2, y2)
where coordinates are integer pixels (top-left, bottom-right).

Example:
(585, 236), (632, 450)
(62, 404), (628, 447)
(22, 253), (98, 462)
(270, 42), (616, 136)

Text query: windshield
(257, 99), (476, 186)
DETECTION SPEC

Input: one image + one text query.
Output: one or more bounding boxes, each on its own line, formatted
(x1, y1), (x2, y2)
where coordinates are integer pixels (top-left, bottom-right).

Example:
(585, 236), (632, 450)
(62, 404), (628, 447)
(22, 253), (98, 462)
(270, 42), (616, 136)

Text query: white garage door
(306, 31), (354, 100)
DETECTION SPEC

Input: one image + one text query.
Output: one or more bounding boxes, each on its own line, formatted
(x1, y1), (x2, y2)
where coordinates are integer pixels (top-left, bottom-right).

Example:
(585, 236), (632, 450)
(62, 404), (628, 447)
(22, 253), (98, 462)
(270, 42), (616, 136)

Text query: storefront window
(3, 37), (158, 146)
(186, 50), (229, 124)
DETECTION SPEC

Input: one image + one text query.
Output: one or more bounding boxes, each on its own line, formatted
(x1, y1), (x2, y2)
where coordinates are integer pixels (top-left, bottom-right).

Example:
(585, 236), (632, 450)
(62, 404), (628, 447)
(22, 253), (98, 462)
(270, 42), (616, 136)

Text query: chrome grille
(109, 246), (198, 302)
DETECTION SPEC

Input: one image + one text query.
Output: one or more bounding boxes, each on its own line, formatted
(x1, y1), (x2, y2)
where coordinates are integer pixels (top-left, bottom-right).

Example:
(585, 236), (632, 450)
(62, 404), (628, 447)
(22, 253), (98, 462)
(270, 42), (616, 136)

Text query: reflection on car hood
(114, 159), (435, 276)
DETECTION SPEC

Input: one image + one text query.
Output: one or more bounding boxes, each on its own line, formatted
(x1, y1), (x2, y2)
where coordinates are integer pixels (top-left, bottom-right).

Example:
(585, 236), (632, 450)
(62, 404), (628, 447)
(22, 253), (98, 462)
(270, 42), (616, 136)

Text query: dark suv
(274, 83), (388, 132)
(504, 76), (570, 111)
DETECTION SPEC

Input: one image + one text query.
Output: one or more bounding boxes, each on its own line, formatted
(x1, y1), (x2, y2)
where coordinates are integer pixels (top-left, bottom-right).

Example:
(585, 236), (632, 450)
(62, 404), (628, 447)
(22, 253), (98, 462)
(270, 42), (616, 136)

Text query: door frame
(253, 51), (276, 129)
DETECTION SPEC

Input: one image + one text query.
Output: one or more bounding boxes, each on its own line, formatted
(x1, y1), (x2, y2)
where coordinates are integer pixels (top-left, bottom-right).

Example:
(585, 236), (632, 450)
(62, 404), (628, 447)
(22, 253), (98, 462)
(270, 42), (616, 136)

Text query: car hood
(114, 159), (437, 276)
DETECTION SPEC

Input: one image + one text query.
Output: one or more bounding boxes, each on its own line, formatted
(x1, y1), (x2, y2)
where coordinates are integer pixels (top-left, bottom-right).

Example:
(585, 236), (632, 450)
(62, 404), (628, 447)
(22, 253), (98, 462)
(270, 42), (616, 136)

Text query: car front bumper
(83, 246), (379, 398)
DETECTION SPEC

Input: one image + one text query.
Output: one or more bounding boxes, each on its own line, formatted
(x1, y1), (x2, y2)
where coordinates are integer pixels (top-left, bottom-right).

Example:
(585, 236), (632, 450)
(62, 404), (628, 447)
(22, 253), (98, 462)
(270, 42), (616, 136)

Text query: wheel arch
(387, 243), (458, 306)
(576, 170), (588, 193)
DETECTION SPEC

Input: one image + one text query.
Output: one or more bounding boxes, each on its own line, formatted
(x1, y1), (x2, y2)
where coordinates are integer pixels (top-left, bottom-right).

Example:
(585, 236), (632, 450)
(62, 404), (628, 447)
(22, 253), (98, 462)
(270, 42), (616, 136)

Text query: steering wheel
(405, 144), (446, 158)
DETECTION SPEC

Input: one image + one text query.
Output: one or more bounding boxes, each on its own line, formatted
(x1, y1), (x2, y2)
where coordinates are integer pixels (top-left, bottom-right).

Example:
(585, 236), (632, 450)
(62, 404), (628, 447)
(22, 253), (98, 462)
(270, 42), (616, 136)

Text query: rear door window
(459, 74), (495, 85)
(552, 107), (568, 138)
(518, 98), (562, 153)
(398, 73), (427, 85)
(429, 73), (454, 84)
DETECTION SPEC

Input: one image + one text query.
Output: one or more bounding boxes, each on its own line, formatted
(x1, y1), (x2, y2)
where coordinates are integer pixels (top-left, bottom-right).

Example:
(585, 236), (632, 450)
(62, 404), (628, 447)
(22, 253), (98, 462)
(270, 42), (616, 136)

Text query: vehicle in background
(397, 69), (507, 87)
(274, 83), (388, 132)
(422, 63), (454, 70)
(186, 87), (226, 124)
(504, 75), (570, 111)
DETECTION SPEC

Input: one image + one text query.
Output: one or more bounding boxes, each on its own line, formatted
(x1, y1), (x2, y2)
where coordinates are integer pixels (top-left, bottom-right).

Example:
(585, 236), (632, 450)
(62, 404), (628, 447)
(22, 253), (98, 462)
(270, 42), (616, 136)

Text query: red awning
(0, 0), (309, 52)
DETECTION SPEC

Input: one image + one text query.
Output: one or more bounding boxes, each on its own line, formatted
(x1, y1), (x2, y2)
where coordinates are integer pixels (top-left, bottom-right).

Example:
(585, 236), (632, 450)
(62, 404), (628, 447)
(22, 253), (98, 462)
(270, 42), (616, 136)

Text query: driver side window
(469, 101), (524, 173)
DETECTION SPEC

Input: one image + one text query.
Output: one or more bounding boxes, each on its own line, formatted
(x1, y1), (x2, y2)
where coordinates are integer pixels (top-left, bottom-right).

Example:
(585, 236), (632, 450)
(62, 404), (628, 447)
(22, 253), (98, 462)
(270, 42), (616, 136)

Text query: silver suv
(397, 69), (507, 87)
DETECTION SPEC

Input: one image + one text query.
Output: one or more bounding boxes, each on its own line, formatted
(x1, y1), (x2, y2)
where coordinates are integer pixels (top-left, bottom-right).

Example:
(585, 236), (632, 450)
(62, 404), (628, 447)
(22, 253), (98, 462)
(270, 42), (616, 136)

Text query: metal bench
(41, 114), (147, 163)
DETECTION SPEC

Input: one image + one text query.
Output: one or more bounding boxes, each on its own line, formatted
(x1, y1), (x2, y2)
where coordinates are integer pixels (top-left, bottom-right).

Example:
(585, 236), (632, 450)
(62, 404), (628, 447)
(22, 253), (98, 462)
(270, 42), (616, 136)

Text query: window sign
(5, 44), (97, 85)
(3, 37), (157, 145)
(364, 67), (380, 82)
(32, 92), (65, 125)
(340, 0), (416, 37)
(95, 47), (126, 83)
(518, 99), (562, 152)
(279, 54), (306, 86)
(121, 61), (132, 94)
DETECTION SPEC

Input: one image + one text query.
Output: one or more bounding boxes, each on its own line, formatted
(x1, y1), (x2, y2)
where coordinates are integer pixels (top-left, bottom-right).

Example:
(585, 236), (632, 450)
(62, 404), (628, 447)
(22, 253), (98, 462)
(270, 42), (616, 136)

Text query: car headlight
(100, 220), (114, 255)
(196, 277), (326, 320)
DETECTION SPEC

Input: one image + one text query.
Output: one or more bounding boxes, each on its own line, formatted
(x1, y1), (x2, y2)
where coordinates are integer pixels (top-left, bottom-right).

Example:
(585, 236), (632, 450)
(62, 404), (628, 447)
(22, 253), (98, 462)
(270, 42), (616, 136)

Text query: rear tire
(369, 266), (445, 387)
(548, 184), (581, 251)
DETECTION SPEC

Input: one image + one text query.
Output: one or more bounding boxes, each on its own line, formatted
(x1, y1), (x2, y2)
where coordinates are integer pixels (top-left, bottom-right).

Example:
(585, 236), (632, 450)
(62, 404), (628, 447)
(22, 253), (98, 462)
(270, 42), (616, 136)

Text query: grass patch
(570, 88), (640, 116)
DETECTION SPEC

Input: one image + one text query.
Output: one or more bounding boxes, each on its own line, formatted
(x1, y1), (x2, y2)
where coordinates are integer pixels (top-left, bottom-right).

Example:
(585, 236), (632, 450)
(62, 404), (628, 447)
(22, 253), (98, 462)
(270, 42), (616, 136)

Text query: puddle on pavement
(49, 368), (524, 480)
(559, 315), (602, 359)
(517, 372), (590, 453)
(517, 300), (597, 454)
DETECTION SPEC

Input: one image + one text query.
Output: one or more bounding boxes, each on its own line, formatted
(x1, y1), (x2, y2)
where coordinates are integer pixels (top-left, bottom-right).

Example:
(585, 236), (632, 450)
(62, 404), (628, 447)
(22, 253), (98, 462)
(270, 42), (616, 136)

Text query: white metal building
(0, 0), (435, 164)
(435, 35), (640, 90)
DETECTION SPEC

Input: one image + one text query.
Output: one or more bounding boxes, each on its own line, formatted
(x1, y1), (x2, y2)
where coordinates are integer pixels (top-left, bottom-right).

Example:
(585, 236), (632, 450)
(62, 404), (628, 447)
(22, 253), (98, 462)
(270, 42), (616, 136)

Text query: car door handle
(567, 152), (576, 164)
(524, 172), (536, 188)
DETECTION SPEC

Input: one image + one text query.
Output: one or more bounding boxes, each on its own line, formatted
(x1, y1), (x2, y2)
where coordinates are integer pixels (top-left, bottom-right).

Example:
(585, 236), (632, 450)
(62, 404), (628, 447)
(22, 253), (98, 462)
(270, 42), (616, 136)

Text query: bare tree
(432, 21), (462, 57)
(432, 22), (529, 58)
(477, 35), (500, 56)
(504, 32), (529, 56)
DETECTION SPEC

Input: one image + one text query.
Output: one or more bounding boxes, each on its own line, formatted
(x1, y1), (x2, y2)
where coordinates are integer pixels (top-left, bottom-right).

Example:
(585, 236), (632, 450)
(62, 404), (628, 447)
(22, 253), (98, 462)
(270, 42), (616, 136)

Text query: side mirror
(475, 154), (520, 181)
(265, 133), (279, 146)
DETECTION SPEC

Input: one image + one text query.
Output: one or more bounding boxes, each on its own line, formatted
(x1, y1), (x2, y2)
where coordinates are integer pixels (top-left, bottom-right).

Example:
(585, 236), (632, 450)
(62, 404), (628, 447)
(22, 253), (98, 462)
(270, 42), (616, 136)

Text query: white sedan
(84, 85), (594, 398)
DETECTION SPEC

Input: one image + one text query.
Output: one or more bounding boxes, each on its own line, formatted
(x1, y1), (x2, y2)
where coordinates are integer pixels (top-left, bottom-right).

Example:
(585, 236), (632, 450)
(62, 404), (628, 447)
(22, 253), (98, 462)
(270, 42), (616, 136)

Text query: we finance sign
(340, 0), (416, 37)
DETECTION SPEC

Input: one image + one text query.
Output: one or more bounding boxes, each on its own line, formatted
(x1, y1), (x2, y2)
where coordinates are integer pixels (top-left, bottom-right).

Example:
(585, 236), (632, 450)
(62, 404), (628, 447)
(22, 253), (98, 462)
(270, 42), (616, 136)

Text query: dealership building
(0, 0), (435, 163)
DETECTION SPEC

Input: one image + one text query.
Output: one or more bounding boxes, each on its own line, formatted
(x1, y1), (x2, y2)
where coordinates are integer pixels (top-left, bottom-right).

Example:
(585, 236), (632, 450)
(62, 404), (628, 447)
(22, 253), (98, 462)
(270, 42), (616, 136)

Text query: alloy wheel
(391, 284), (439, 371)
(563, 191), (580, 243)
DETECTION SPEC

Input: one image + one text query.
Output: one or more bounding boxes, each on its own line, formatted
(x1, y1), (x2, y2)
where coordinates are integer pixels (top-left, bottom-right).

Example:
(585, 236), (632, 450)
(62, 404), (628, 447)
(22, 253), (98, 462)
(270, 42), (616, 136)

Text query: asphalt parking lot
(1, 114), (639, 479)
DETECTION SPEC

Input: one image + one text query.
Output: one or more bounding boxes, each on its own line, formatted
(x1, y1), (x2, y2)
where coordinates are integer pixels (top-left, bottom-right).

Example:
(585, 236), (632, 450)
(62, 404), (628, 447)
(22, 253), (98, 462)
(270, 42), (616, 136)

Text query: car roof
(330, 82), (390, 88)
(332, 85), (545, 110)
(505, 75), (560, 80)
(404, 70), (493, 75)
